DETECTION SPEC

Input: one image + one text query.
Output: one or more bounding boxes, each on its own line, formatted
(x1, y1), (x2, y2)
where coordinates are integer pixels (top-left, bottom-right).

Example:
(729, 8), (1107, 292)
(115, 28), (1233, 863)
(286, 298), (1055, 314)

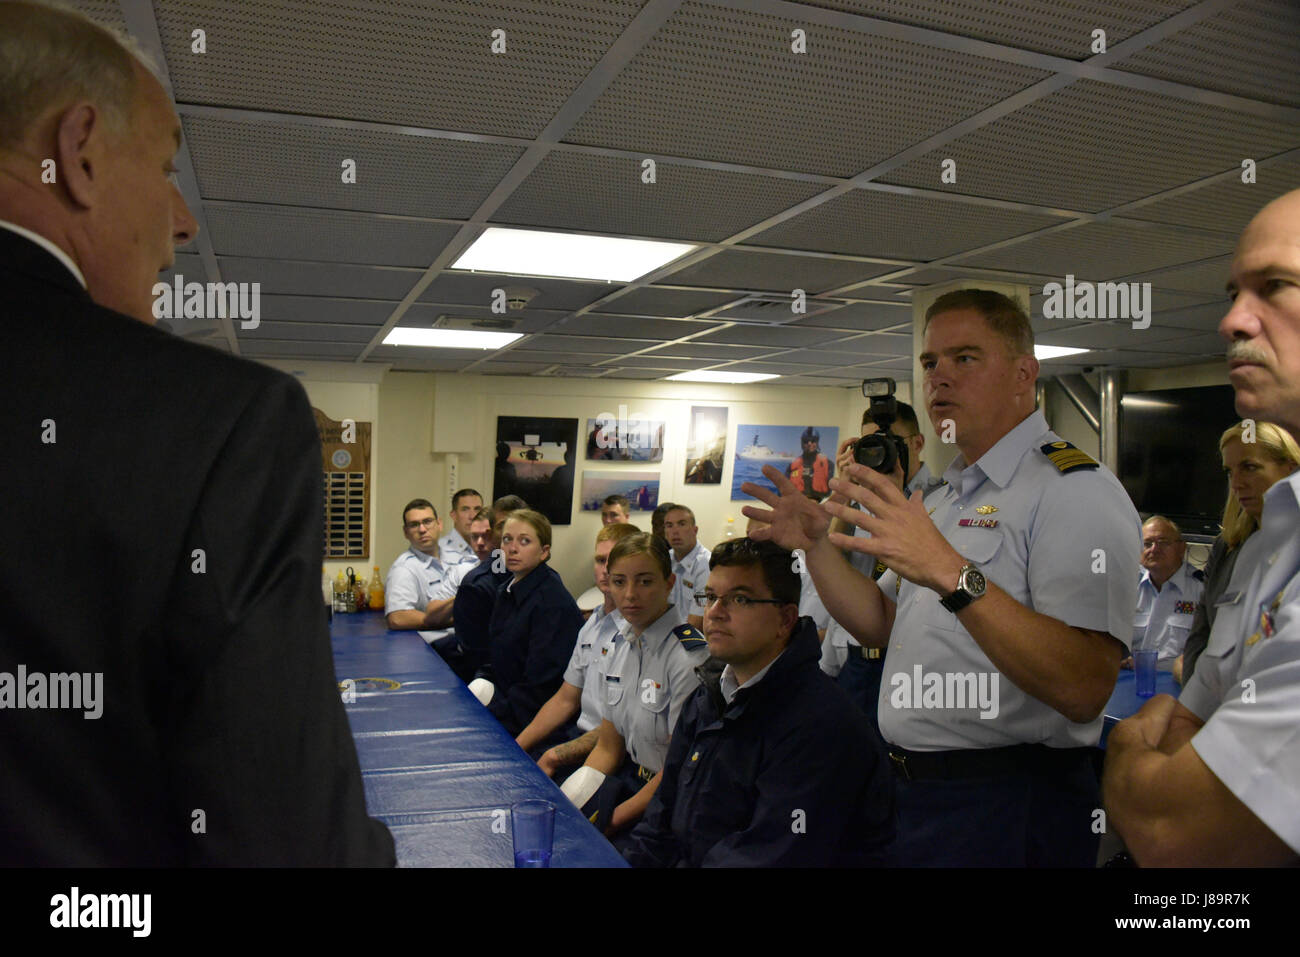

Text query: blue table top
(331, 611), (626, 868)
(1099, 669), (1180, 748)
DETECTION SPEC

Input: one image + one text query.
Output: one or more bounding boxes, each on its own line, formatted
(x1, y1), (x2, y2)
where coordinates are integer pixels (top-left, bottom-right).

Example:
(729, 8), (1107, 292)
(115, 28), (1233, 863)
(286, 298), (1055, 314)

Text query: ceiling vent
(532, 364), (613, 378)
(433, 313), (523, 332)
(711, 295), (844, 325)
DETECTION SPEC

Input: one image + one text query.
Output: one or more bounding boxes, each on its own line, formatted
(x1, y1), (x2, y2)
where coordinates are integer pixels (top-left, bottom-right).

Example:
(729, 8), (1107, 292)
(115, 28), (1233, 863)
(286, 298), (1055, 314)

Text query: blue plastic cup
(1134, 650), (1158, 698)
(511, 800), (555, 868)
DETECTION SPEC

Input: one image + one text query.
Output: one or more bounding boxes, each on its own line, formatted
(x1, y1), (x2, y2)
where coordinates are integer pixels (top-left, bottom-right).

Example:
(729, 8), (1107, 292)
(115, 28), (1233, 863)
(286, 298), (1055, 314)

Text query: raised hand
(741, 465), (832, 553)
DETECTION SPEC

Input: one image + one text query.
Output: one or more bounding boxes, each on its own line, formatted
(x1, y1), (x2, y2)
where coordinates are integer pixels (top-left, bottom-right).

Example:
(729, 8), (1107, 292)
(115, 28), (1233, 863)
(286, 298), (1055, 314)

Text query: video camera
(854, 377), (909, 478)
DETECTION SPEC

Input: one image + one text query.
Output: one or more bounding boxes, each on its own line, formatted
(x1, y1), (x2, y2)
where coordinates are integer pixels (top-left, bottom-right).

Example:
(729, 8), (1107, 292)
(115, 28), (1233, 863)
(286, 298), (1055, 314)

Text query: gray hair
(0, 1), (157, 148)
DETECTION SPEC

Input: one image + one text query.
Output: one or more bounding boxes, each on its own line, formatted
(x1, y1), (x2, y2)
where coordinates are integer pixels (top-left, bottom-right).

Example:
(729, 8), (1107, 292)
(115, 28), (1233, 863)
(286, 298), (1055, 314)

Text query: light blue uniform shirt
(601, 608), (707, 773)
(876, 409), (1141, 751)
(1183, 470), (1300, 853)
(438, 528), (477, 567)
(562, 605), (625, 733)
(670, 541), (712, 619)
(1133, 561), (1204, 667)
(385, 546), (459, 644)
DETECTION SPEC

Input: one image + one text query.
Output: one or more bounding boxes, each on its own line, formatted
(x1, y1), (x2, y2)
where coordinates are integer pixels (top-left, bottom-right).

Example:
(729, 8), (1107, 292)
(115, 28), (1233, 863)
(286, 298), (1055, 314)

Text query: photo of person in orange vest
(789, 426), (834, 499)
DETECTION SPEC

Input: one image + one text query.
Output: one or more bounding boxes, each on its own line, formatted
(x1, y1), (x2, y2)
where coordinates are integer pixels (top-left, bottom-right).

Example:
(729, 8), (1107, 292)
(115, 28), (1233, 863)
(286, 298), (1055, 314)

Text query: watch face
(966, 569), (986, 595)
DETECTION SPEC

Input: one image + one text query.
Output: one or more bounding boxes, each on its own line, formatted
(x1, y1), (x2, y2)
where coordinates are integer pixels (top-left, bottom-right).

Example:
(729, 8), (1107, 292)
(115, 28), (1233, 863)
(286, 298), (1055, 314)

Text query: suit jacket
(0, 227), (394, 865)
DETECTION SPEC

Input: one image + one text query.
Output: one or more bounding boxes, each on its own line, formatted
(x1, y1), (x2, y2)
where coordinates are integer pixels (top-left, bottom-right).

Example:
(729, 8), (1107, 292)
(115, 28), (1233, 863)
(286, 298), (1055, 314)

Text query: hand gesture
(741, 465), (831, 552)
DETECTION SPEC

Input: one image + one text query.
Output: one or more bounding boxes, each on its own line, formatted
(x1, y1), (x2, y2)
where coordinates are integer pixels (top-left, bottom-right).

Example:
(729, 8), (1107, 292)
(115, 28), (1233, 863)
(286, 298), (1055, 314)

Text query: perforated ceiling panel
(955, 219), (1234, 278)
(493, 151), (827, 242)
(697, 325), (848, 348)
(879, 80), (1300, 212)
(795, 0), (1196, 58)
(1136, 257), (1233, 295)
(1123, 154), (1300, 233)
(789, 301), (910, 331)
(591, 287), (739, 317)
(205, 206), (459, 267)
(240, 321), (378, 343)
(259, 296), (402, 326)
(746, 189), (1066, 260)
(67, 0), (129, 35)
(565, 2), (1050, 178)
(664, 249), (900, 294)
(155, 0), (643, 136)
(218, 257), (422, 300)
(560, 314), (720, 338)
(184, 116), (524, 218)
(1115, 0), (1300, 108)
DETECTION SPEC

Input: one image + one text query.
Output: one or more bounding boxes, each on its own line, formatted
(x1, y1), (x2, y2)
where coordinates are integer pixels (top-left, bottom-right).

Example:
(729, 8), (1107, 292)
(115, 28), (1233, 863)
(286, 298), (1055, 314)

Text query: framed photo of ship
(731, 423), (839, 501)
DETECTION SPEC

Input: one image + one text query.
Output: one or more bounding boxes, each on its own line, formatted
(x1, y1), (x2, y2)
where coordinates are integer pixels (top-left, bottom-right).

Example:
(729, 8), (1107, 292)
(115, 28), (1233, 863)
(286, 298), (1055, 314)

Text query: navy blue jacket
(482, 562), (584, 735)
(455, 556), (511, 674)
(622, 617), (895, 867)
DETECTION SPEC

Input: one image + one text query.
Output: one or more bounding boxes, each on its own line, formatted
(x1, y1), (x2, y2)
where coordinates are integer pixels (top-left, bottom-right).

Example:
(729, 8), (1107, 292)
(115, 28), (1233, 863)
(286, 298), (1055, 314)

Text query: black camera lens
(853, 433), (909, 478)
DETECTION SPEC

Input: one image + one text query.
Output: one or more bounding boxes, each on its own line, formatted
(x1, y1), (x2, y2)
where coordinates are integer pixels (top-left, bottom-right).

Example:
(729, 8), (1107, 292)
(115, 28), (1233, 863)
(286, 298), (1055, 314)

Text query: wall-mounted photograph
(684, 405), (727, 485)
(580, 471), (661, 513)
(493, 416), (579, 525)
(584, 413), (666, 462)
(731, 424), (839, 501)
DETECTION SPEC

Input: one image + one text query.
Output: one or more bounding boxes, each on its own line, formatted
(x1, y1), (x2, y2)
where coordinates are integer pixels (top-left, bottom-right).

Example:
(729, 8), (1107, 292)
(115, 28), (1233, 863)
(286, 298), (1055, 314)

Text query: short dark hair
(924, 288), (1033, 357)
(602, 494), (631, 511)
(862, 400), (920, 434)
(402, 498), (437, 523)
(708, 538), (801, 606)
(452, 488), (483, 510)
(491, 494), (528, 515)
(664, 504), (695, 524)
(470, 507), (493, 525)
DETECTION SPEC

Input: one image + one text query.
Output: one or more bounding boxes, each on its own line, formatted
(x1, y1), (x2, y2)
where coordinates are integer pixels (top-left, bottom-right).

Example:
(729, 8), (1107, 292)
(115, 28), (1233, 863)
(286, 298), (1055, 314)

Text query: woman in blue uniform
(472, 509), (583, 739)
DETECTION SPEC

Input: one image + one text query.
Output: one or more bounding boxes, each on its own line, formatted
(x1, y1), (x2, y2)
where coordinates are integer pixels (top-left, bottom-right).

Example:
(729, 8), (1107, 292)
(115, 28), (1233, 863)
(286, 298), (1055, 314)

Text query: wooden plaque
(314, 408), (371, 560)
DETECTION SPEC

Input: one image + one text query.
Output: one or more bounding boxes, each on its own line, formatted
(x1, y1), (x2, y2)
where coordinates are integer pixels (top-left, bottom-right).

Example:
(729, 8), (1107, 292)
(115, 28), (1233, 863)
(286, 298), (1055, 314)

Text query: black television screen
(1118, 385), (1239, 537)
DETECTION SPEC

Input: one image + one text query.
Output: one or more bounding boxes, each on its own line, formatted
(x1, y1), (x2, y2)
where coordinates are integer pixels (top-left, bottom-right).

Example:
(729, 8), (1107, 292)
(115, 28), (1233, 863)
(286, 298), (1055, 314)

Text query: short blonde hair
(0, 1), (155, 148)
(1219, 421), (1300, 547)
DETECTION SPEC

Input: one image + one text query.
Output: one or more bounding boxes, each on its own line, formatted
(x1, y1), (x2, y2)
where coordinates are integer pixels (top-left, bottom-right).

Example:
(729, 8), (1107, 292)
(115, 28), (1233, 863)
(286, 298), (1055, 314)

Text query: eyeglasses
(404, 518), (438, 530)
(695, 591), (789, 612)
(1142, 538), (1178, 550)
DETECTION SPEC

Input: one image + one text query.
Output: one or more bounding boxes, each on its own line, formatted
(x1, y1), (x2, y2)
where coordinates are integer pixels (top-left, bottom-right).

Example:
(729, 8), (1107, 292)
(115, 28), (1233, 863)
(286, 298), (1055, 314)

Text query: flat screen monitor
(1118, 385), (1239, 537)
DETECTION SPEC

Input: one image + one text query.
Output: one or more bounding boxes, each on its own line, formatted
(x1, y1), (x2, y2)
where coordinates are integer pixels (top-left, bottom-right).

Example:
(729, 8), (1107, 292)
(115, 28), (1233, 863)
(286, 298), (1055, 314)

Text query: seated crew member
(560, 534), (708, 843)
(454, 495), (526, 677)
(465, 507), (495, 565)
(1177, 421), (1300, 684)
(1125, 516), (1203, 671)
(650, 501), (677, 543)
(518, 523), (640, 772)
(601, 494), (631, 526)
(438, 488), (483, 566)
(469, 509), (584, 736)
(788, 426), (834, 499)
(623, 539), (895, 866)
(384, 499), (457, 644)
(663, 504), (710, 629)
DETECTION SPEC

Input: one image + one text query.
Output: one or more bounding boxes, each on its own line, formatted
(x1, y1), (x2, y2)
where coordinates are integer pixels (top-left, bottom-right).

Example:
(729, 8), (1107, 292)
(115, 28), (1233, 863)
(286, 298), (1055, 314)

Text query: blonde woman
(1176, 421), (1300, 684)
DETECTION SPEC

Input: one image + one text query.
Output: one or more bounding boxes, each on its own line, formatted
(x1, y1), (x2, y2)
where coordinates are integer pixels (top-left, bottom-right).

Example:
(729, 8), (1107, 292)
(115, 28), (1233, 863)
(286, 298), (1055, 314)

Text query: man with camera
(745, 289), (1140, 866)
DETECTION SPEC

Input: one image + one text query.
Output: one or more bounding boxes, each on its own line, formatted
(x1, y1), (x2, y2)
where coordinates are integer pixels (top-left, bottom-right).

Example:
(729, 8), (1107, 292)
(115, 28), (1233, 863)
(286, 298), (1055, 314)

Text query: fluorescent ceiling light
(382, 328), (522, 349)
(1035, 344), (1090, 360)
(451, 227), (697, 282)
(666, 371), (780, 384)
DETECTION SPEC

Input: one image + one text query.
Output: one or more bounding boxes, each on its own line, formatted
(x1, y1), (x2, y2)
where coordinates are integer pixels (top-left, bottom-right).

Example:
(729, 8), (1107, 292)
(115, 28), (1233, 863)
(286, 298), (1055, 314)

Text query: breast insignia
(1041, 440), (1100, 473)
(673, 624), (707, 650)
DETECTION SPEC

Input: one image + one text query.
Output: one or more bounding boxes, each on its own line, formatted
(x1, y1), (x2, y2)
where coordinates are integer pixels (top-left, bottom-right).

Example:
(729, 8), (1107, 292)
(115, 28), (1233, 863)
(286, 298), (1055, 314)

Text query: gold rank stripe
(1046, 451), (1097, 469)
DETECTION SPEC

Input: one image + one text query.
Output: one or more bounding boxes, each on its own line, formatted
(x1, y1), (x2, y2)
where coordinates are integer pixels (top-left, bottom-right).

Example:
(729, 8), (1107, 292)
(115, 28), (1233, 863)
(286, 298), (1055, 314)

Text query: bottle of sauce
(368, 566), (385, 610)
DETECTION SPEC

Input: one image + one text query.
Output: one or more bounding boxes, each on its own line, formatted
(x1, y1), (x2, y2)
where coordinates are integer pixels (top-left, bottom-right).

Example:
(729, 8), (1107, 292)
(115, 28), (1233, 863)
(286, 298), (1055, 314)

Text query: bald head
(1221, 187), (1300, 434)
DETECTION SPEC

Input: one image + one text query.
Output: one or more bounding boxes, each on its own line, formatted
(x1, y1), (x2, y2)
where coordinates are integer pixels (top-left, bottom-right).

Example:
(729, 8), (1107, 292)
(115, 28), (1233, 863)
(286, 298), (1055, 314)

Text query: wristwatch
(939, 562), (986, 613)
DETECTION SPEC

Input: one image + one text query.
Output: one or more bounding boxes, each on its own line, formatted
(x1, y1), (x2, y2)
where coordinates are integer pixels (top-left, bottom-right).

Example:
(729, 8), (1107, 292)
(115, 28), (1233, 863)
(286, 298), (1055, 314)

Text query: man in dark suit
(0, 1), (393, 865)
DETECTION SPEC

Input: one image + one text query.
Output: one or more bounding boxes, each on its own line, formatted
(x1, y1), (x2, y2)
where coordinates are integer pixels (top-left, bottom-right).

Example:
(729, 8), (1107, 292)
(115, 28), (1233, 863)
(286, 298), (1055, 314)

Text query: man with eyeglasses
(384, 498), (457, 642)
(1126, 516), (1203, 671)
(622, 538), (895, 867)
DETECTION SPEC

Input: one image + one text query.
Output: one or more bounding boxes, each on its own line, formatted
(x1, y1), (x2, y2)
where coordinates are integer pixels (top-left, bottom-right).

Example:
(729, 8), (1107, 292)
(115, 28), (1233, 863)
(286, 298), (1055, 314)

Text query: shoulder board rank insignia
(1041, 440), (1099, 473)
(673, 624), (707, 650)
